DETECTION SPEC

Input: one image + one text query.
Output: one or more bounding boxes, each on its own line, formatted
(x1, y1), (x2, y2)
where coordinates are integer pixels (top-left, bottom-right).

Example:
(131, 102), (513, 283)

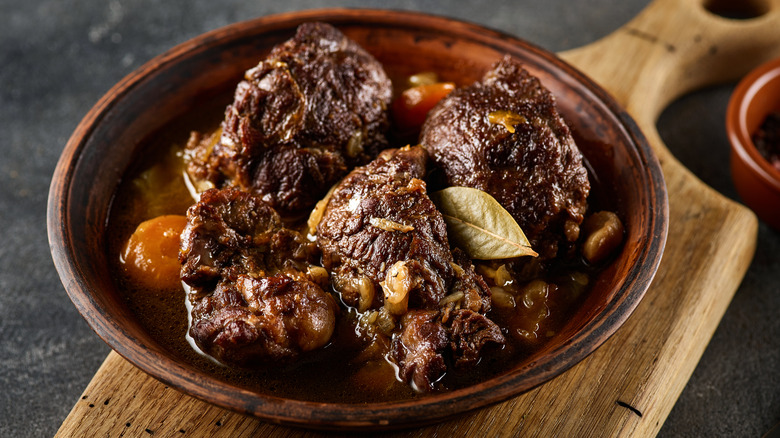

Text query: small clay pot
(727, 56), (780, 230)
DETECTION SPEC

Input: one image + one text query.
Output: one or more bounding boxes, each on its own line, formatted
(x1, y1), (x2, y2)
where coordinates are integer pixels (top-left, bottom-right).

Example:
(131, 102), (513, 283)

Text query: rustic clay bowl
(48, 9), (667, 430)
(727, 56), (780, 230)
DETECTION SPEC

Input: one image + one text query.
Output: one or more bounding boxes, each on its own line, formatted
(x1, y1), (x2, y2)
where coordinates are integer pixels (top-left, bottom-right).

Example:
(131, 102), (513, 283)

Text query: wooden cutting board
(56, 0), (780, 436)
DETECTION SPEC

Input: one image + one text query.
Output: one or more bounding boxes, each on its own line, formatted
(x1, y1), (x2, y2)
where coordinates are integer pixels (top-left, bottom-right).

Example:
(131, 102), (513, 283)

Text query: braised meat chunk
(316, 146), (453, 312)
(180, 188), (337, 365)
(391, 310), (447, 391)
(391, 307), (504, 391)
(420, 55), (590, 259)
(316, 146), (504, 390)
(186, 22), (393, 218)
(447, 308), (504, 369)
(186, 273), (336, 365)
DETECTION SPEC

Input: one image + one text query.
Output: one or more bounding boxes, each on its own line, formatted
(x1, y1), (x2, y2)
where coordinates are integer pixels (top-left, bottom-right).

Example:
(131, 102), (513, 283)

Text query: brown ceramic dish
(727, 56), (780, 230)
(47, 9), (667, 430)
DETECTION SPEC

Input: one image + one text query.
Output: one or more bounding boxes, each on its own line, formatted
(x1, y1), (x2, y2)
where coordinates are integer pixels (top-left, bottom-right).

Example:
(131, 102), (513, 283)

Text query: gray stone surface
(0, 0), (777, 436)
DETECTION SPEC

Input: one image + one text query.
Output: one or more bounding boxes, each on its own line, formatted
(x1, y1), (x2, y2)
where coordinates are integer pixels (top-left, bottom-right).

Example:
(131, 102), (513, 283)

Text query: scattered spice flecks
(752, 111), (780, 171)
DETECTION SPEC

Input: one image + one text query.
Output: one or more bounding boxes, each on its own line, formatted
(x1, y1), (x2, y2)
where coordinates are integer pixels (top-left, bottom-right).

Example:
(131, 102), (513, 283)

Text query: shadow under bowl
(47, 9), (668, 430)
(727, 56), (780, 230)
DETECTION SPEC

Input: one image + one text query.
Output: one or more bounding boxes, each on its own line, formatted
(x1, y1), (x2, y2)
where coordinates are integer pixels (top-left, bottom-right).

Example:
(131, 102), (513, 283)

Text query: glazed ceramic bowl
(727, 56), (780, 230)
(48, 9), (667, 430)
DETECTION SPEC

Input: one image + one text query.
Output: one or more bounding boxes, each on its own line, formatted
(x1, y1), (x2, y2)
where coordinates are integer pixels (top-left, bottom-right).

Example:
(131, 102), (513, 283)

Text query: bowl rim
(727, 55), (780, 191)
(47, 8), (668, 429)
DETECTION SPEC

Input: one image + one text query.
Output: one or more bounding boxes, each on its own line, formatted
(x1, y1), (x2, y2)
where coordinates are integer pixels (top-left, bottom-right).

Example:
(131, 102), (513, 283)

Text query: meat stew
(107, 22), (624, 403)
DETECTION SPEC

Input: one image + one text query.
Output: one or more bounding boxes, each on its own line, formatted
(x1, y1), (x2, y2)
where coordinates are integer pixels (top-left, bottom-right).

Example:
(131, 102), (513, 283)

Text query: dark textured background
(1, 0), (778, 436)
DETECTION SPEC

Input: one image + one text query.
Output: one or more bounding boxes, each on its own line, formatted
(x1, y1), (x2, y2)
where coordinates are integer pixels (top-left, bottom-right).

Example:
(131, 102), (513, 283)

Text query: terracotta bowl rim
(726, 55), (780, 191)
(47, 8), (668, 429)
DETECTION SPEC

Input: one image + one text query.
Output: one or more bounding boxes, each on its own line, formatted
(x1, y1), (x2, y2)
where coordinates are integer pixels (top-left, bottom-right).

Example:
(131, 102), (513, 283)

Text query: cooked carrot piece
(120, 215), (188, 292)
(392, 82), (455, 133)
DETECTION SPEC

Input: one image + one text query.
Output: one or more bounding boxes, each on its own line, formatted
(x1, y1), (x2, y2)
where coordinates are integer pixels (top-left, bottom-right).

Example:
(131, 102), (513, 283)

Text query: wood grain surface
(57, 0), (780, 436)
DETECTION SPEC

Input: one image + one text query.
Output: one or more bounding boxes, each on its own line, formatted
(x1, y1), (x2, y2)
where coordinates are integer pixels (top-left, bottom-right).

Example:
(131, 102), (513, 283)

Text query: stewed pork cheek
(315, 146), (505, 391)
(179, 188), (337, 366)
(185, 22), (393, 218)
(420, 55), (590, 259)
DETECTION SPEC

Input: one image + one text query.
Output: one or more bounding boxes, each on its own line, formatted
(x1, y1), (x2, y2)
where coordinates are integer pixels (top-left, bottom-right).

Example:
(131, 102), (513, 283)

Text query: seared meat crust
(447, 308), (504, 369)
(391, 310), (448, 391)
(420, 55), (590, 258)
(391, 308), (504, 391)
(186, 22), (393, 217)
(180, 188), (336, 365)
(316, 146), (453, 309)
(316, 146), (505, 390)
(188, 274), (336, 365)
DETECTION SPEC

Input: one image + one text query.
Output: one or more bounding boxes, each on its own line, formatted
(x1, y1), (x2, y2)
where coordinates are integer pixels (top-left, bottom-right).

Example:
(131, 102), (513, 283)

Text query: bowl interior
(48, 9), (667, 429)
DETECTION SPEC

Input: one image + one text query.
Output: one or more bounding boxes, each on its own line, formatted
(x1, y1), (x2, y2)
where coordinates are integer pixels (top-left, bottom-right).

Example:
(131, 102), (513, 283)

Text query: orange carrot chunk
(120, 215), (188, 292)
(392, 82), (455, 133)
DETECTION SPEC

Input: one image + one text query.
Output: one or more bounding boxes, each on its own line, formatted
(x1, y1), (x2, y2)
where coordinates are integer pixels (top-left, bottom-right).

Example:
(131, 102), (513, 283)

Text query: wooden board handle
(562, 0), (780, 126)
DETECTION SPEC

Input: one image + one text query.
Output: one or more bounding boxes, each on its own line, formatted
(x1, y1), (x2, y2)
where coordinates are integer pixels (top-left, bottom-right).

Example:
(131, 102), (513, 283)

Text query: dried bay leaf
(430, 186), (538, 260)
